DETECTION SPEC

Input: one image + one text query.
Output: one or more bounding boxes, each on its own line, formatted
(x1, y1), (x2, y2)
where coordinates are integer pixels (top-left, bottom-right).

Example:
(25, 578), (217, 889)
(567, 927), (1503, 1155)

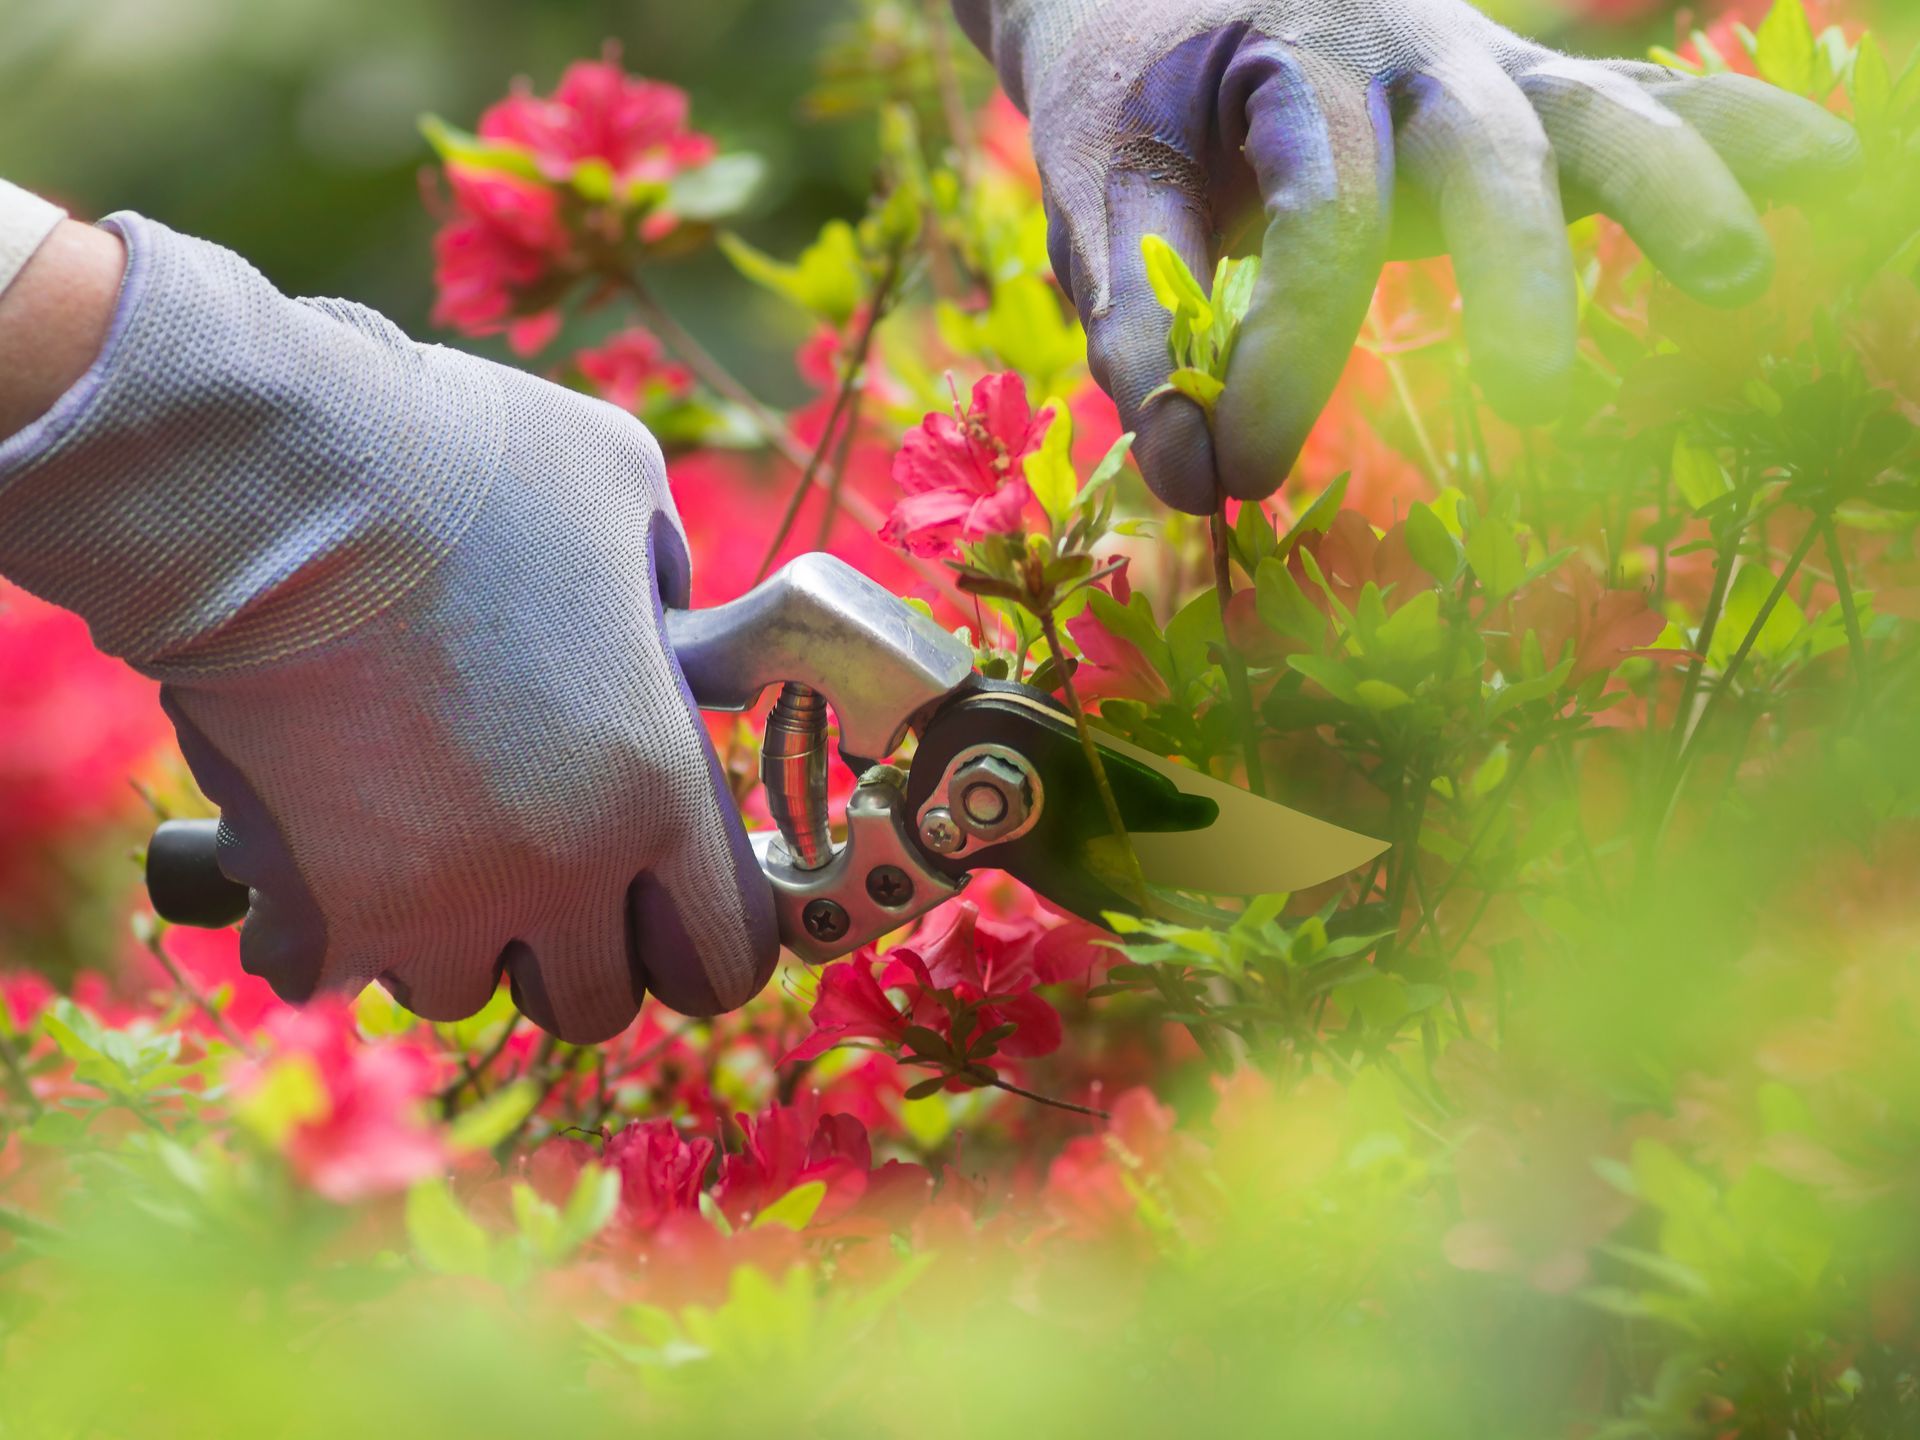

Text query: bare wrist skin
(0, 219), (127, 441)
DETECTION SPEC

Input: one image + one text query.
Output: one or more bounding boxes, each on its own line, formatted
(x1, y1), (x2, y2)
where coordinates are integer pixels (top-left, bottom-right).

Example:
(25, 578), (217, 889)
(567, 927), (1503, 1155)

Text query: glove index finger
(1211, 40), (1394, 503)
(1072, 30), (1242, 516)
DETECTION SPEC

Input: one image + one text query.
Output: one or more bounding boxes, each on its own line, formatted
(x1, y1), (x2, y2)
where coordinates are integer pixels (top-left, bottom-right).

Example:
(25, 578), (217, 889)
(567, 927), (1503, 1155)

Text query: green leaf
(719, 220), (865, 325)
(1711, 564), (1807, 667)
(751, 1181), (828, 1232)
(1403, 502), (1461, 584)
(1141, 234), (1212, 332)
(407, 1180), (493, 1278)
(667, 153), (766, 222)
(1077, 432), (1136, 510)
(1754, 0), (1816, 93)
(558, 1164), (621, 1254)
(1255, 557), (1325, 644)
(1152, 368), (1226, 412)
(232, 1055), (326, 1146)
(419, 116), (544, 183)
(1850, 32), (1892, 130)
(1464, 514), (1525, 601)
(1353, 679), (1412, 711)
(1024, 403), (1079, 526)
(448, 1080), (541, 1154)
(1672, 433), (1733, 512)
(1277, 474), (1350, 556)
(1287, 654), (1361, 705)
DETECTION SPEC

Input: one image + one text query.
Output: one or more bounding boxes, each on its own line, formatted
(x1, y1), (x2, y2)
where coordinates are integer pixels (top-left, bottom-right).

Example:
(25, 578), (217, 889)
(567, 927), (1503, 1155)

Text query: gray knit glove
(953, 0), (1861, 512)
(0, 215), (777, 1043)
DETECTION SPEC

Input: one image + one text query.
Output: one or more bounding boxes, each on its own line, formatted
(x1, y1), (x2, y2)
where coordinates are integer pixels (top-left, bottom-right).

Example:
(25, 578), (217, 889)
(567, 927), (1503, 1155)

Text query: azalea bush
(4, 1), (1920, 1434)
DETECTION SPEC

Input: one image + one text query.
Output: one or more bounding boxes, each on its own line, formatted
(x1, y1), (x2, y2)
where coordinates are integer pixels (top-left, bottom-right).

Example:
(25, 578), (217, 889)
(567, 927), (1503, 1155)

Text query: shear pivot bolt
(919, 808), (962, 855)
(801, 899), (850, 944)
(952, 754), (1034, 844)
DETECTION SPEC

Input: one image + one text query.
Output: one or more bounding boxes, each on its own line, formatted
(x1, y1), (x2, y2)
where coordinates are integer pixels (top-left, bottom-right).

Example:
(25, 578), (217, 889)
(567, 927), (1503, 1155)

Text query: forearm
(0, 184), (124, 440)
(0, 210), (494, 674)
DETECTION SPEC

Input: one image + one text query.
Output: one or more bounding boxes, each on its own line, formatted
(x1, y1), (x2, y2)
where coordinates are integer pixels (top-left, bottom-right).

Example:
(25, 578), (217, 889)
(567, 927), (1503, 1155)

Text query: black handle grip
(147, 819), (251, 928)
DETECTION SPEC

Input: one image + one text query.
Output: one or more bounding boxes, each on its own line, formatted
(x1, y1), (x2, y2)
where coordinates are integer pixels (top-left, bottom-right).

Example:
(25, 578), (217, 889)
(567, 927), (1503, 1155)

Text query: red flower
(479, 56), (717, 188)
(1293, 510), (1431, 617)
(1066, 604), (1170, 705)
(227, 1002), (445, 1204)
(784, 960), (911, 1064)
(881, 902), (1064, 1060)
(573, 329), (694, 413)
(429, 170), (569, 355)
(601, 1119), (715, 1229)
(429, 55), (720, 356)
(881, 373), (1054, 557)
(0, 582), (167, 917)
(712, 1102), (872, 1228)
(1495, 565), (1675, 688)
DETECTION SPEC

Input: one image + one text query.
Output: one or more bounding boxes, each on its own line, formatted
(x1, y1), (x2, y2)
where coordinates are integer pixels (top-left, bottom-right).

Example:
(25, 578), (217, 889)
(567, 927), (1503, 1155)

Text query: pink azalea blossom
(478, 55), (717, 187)
(228, 1002), (445, 1204)
(429, 170), (570, 354)
(881, 373), (1054, 557)
(712, 1101), (872, 1228)
(601, 1119), (715, 1229)
(573, 329), (694, 413)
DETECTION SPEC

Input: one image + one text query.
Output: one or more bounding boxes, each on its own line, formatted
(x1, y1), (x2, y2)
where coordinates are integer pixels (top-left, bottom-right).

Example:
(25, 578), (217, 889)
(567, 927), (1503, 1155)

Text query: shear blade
(1098, 734), (1389, 896)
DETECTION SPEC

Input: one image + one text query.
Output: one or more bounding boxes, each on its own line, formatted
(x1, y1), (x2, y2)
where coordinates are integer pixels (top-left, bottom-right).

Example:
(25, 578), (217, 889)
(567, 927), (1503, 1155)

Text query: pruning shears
(145, 554), (1388, 961)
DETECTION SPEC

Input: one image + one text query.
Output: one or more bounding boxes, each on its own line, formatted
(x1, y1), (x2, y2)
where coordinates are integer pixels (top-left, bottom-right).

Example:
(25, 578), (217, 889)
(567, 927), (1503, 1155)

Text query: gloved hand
(0, 214), (777, 1043)
(953, 0), (1862, 512)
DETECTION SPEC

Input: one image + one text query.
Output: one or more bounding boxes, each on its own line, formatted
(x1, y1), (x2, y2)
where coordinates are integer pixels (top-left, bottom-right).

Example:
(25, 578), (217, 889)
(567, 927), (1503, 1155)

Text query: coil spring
(761, 681), (833, 871)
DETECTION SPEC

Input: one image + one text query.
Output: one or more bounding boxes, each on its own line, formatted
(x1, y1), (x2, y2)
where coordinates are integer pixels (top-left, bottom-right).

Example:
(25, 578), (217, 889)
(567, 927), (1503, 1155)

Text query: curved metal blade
(1095, 734), (1388, 896)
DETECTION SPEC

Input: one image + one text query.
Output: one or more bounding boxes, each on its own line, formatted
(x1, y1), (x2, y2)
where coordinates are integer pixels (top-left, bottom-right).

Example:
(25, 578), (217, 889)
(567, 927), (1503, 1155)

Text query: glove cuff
(0, 213), (500, 675)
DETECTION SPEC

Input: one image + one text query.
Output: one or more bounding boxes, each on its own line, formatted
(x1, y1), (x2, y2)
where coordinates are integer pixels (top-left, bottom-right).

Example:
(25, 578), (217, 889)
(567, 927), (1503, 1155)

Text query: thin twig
(621, 271), (810, 470)
(497, 1035), (563, 1154)
(1823, 517), (1868, 701)
(618, 267), (968, 606)
(0, 1028), (42, 1119)
(756, 248), (903, 580)
(1210, 508), (1268, 799)
(436, 1014), (524, 1115)
(1036, 607), (1145, 905)
(922, 0), (978, 176)
(141, 923), (252, 1055)
(988, 1076), (1109, 1121)
(1672, 520), (1821, 785)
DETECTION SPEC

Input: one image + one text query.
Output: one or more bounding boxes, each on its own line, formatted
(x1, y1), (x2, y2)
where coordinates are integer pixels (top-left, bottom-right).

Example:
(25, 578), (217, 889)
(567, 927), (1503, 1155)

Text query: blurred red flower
(228, 1002), (445, 1203)
(573, 328), (694, 413)
(480, 55), (717, 188)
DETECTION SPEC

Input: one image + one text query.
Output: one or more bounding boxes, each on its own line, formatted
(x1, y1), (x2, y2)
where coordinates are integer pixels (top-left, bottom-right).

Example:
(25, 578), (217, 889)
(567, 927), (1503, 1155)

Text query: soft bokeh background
(0, 0), (1780, 400)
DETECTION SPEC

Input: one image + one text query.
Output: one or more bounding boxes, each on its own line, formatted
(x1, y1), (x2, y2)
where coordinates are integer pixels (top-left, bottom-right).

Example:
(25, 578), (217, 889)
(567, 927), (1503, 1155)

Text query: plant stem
(988, 1076), (1110, 1121)
(1366, 319), (1447, 486)
(1673, 519), (1820, 784)
(0, 1028), (41, 1119)
(1210, 508), (1268, 799)
(756, 248), (902, 581)
(142, 923), (252, 1056)
(922, 0), (977, 175)
(1035, 605), (1145, 907)
(1823, 517), (1868, 698)
(812, 382), (869, 551)
(621, 271), (810, 469)
(437, 1014), (523, 1115)
(620, 267), (968, 606)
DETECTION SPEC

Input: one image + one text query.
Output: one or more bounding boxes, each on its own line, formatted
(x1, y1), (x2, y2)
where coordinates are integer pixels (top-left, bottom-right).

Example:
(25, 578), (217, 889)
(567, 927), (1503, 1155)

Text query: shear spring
(761, 681), (833, 871)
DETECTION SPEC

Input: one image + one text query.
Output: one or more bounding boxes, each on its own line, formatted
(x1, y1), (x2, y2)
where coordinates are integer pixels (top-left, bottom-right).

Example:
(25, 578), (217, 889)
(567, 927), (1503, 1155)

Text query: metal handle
(144, 555), (979, 952)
